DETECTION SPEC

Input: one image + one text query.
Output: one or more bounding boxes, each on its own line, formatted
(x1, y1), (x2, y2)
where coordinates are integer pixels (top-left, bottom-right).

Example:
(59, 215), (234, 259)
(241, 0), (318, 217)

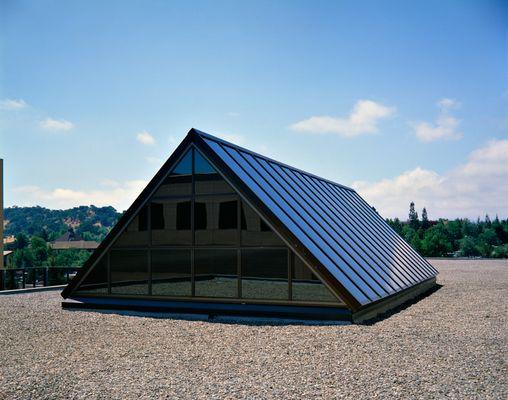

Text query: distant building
(3, 250), (12, 266)
(49, 229), (98, 251)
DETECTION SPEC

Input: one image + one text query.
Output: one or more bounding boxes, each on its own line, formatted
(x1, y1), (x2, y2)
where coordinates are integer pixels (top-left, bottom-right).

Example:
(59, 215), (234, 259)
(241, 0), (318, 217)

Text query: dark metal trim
(62, 297), (352, 321)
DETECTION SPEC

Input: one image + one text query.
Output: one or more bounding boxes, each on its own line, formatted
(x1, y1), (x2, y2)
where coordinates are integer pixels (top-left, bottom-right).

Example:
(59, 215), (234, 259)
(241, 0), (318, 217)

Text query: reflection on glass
(113, 207), (149, 248)
(157, 149), (193, 197)
(110, 250), (148, 295)
(194, 149), (234, 194)
(195, 249), (237, 297)
(195, 196), (238, 245)
(241, 201), (283, 246)
(151, 249), (191, 296)
(151, 200), (192, 246)
(74, 257), (108, 295)
(241, 249), (288, 300)
(292, 255), (341, 303)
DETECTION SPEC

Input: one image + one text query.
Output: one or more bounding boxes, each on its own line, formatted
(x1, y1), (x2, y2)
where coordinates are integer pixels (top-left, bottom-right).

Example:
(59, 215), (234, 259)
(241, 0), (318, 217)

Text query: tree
(30, 236), (49, 266)
(459, 236), (479, 257)
(485, 214), (491, 227)
(492, 244), (508, 258)
(386, 218), (403, 235)
(408, 202), (419, 230)
(402, 225), (421, 253)
(420, 225), (452, 257)
(421, 207), (429, 229)
(15, 232), (30, 249)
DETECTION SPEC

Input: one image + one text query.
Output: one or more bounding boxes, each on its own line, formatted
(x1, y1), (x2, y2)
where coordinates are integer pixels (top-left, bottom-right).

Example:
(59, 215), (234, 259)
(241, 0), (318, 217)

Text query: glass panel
(156, 149), (192, 197)
(292, 255), (341, 303)
(110, 250), (148, 295)
(151, 249), (191, 297)
(206, 139), (372, 304)
(241, 200), (284, 246)
(113, 206), (149, 248)
(195, 249), (237, 298)
(74, 257), (108, 295)
(172, 149), (193, 174)
(151, 199), (192, 246)
(195, 195), (238, 245)
(194, 149), (234, 194)
(241, 249), (288, 300)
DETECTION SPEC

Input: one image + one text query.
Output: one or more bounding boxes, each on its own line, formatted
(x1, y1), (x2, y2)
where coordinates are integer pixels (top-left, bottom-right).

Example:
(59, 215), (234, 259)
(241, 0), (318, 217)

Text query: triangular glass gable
(72, 146), (342, 305)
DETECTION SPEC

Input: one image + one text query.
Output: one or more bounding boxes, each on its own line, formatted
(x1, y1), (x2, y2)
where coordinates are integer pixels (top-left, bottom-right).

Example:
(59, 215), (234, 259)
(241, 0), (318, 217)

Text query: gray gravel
(0, 259), (506, 399)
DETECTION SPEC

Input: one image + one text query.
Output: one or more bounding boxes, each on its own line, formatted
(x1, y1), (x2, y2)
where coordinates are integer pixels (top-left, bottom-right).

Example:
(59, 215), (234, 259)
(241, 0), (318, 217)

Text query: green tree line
(3, 205), (121, 269)
(5, 232), (92, 269)
(386, 202), (508, 258)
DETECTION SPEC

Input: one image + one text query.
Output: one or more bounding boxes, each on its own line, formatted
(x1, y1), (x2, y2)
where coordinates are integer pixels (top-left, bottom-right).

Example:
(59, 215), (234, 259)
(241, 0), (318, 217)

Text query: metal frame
(62, 128), (438, 317)
(63, 133), (346, 309)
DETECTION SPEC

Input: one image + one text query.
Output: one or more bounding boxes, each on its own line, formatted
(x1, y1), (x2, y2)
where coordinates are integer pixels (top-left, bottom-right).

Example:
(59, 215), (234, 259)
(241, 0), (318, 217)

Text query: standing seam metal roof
(196, 130), (438, 306)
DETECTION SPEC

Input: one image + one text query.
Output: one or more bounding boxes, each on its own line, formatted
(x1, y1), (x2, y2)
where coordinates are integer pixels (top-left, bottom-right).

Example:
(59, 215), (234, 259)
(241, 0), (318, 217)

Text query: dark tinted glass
(292, 255), (341, 303)
(241, 249), (288, 300)
(194, 149), (214, 174)
(195, 195), (238, 245)
(151, 199), (192, 246)
(195, 249), (237, 298)
(176, 201), (191, 230)
(157, 149), (192, 196)
(110, 250), (148, 295)
(151, 203), (164, 230)
(194, 201), (207, 230)
(151, 249), (191, 297)
(218, 200), (237, 229)
(240, 201), (284, 246)
(74, 257), (108, 295)
(194, 150), (234, 194)
(172, 149), (192, 174)
(113, 207), (149, 248)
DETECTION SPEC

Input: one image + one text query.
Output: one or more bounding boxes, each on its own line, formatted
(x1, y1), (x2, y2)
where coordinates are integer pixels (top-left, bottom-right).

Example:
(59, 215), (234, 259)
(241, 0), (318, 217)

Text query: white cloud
(226, 112), (240, 117)
(39, 118), (74, 132)
(413, 98), (462, 142)
(136, 130), (155, 145)
(0, 98), (28, 110)
(10, 180), (148, 212)
(290, 100), (395, 137)
(352, 139), (508, 219)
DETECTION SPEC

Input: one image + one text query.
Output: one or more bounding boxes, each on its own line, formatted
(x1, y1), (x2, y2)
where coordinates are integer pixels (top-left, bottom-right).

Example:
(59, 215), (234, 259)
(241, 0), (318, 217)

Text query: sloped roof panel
(199, 132), (438, 306)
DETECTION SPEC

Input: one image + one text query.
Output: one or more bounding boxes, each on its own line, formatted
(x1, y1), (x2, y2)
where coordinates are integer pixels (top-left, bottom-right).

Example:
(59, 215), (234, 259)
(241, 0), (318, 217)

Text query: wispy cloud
(0, 98), (28, 110)
(11, 180), (148, 212)
(413, 98), (462, 143)
(145, 156), (163, 165)
(352, 139), (508, 219)
(39, 117), (74, 132)
(136, 130), (155, 145)
(226, 112), (240, 117)
(290, 100), (395, 137)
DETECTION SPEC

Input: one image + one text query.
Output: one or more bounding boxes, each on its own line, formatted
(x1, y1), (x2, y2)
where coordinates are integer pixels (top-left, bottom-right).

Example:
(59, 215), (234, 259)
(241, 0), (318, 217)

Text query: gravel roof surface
(0, 259), (506, 399)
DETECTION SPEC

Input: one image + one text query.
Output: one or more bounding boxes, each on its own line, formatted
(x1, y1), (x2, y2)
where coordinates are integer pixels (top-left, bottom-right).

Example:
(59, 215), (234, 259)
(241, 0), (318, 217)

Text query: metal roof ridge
(190, 128), (356, 192)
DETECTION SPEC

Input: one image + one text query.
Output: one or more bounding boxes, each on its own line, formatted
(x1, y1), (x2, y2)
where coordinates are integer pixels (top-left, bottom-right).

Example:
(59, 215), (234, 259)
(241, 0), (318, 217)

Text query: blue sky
(1, 0), (507, 219)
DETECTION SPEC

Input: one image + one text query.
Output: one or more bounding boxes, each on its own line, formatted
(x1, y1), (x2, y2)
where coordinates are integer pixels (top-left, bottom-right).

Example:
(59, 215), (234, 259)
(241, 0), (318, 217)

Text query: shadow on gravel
(65, 284), (442, 327)
(356, 283), (443, 326)
(67, 308), (352, 326)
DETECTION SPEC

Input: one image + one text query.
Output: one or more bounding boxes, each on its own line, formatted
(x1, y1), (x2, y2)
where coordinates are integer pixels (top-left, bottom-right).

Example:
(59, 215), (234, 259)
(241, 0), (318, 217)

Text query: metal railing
(0, 267), (81, 291)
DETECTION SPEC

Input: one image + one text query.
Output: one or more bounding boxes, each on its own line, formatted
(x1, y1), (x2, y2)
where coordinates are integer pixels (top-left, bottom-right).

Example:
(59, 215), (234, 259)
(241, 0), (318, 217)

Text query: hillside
(4, 206), (121, 243)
